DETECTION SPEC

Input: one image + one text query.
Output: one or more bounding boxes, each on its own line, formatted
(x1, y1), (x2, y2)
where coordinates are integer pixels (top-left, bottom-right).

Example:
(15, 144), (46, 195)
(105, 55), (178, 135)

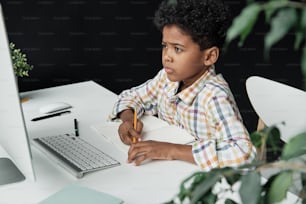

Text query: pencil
(133, 110), (137, 143)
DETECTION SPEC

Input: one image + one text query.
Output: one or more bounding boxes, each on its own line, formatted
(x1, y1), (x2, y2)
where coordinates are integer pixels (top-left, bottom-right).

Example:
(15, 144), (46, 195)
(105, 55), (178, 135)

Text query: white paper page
(91, 116), (195, 154)
(142, 125), (196, 144)
(131, 115), (169, 132)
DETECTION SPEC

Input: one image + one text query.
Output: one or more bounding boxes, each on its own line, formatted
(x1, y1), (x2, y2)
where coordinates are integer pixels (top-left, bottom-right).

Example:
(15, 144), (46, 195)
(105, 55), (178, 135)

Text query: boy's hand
(127, 141), (175, 165)
(118, 119), (143, 145)
(127, 141), (194, 166)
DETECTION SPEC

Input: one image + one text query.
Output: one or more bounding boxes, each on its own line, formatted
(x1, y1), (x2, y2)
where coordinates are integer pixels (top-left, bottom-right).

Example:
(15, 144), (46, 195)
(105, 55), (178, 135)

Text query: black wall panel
(1, 0), (303, 132)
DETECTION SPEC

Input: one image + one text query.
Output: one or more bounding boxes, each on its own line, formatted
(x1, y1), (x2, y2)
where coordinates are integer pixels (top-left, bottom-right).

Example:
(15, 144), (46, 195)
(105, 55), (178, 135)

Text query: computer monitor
(0, 4), (35, 185)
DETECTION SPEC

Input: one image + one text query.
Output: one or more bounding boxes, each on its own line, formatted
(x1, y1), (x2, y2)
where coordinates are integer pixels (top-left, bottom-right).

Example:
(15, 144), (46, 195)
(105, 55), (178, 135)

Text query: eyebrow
(162, 41), (185, 47)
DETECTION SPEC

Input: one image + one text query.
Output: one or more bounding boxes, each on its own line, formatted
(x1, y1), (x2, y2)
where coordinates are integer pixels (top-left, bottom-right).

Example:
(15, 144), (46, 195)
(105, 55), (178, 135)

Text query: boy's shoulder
(199, 73), (232, 98)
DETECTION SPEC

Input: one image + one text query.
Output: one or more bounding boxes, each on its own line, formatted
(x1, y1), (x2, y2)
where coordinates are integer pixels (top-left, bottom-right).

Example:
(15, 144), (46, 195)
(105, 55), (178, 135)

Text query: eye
(174, 46), (183, 53)
(161, 43), (167, 49)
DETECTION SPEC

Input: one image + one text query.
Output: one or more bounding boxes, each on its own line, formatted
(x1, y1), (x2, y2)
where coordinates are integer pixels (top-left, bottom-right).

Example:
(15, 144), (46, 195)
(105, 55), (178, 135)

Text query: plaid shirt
(110, 66), (256, 170)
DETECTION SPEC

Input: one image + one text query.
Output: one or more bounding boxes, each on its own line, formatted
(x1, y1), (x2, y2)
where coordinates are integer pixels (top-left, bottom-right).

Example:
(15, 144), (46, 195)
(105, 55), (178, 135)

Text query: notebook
(39, 185), (123, 204)
(92, 115), (196, 154)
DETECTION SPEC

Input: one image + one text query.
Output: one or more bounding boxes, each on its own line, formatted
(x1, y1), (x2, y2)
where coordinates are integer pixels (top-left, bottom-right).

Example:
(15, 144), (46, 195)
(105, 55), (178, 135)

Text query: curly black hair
(153, 0), (231, 50)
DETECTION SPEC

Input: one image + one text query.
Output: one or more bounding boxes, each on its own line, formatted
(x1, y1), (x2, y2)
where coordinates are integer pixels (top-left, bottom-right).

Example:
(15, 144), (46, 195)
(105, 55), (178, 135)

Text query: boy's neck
(177, 66), (210, 93)
(177, 82), (183, 93)
(177, 81), (188, 93)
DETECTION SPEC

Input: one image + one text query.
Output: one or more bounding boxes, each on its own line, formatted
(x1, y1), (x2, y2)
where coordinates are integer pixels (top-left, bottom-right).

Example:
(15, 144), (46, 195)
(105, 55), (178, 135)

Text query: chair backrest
(246, 76), (306, 143)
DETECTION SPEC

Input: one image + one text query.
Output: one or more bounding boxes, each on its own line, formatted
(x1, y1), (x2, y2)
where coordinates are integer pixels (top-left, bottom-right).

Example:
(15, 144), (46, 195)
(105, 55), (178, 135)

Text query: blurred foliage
(167, 126), (306, 204)
(225, 0), (306, 89)
(9, 42), (33, 77)
(166, 0), (306, 203)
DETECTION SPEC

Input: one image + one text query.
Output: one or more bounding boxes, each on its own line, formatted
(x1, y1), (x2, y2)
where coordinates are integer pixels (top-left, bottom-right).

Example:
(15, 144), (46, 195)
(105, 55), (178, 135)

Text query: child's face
(161, 25), (207, 85)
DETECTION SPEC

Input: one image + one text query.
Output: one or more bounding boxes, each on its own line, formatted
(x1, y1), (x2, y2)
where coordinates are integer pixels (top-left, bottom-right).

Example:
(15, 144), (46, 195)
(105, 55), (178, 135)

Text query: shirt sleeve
(192, 92), (256, 171)
(109, 69), (164, 120)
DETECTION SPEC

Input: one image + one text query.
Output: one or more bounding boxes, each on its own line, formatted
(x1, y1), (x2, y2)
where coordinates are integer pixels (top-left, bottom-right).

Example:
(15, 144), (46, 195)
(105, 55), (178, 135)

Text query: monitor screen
(0, 4), (35, 185)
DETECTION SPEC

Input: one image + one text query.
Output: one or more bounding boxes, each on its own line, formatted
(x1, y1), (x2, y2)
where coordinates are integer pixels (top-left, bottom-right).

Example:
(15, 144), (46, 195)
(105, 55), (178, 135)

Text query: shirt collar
(165, 65), (217, 105)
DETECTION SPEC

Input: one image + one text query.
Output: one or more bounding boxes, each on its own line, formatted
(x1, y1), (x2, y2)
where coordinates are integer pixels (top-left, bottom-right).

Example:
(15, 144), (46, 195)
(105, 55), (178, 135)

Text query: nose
(163, 49), (173, 63)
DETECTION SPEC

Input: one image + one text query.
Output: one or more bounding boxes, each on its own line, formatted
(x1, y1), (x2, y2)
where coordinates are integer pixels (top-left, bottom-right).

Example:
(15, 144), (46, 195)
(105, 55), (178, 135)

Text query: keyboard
(33, 133), (120, 178)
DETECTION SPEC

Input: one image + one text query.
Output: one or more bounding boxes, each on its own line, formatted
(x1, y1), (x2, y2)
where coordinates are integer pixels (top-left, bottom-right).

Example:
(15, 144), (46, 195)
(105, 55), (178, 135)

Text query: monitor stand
(0, 157), (25, 185)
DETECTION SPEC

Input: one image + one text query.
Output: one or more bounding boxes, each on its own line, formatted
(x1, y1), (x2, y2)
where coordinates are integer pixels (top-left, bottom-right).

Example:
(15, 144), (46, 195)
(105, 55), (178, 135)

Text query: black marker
(31, 110), (71, 121)
(74, 118), (79, 136)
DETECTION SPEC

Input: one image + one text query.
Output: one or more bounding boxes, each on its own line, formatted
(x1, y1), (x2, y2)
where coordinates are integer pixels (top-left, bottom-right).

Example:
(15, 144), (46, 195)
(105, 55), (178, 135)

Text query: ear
(202, 46), (219, 66)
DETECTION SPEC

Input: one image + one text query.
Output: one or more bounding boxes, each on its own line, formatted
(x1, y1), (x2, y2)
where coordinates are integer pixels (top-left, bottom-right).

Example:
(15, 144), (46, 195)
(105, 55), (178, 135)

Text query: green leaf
(267, 171), (293, 203)
(264, 8), (297, 59)
(225, 199), (238, 204)
(301, 4), (306, 31)
(222, 168), (241, 185)
(239, 171), (261, 204)
(294, 30), (304, 51)
(302, 43), (306, 90)
(261, 125), (280, 138)
(200, 192), (217, 204)
(178, 172), (204, 201)
(294, 7), (306, 50)
(190, 172), (221, 204)
(167, 0), (177, 6)
(250, 131), (263, 148)
(250, 125), (281, 155)
(226, 3), (261, 47)
(281, 132), (306, 160)
(263, 0), (288, 22)
(265, 126), (282, 155)
(261, 174), (277, 203)
(301, 172), (306, 191)
(258, 196), (265, 204)
(300, 172), (306, 203)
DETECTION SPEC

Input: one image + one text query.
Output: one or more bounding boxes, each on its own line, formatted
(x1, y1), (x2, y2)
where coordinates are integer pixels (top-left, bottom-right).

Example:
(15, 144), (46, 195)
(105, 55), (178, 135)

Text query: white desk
(0, 81), (198, 204)
(0, 81), (300, 204)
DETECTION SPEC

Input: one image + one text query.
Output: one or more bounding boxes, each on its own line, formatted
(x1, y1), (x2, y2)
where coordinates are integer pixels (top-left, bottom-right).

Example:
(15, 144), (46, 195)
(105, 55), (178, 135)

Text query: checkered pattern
(110, 66), (256, 170)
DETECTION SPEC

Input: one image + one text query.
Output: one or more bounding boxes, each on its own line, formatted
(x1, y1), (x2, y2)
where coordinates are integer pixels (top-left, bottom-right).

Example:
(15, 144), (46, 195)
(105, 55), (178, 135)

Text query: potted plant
(9, 42), (34, 103)
(167, 0), (306, 203)
(9, 42), (33, 77)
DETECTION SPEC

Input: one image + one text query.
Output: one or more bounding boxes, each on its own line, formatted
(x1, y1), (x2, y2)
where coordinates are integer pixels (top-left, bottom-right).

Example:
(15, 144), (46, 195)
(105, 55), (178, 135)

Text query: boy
(110, 0), (256, 170)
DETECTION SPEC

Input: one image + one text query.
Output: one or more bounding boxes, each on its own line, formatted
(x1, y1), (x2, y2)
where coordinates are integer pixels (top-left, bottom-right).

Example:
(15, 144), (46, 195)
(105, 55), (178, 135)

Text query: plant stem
(256, 160), (306, 172)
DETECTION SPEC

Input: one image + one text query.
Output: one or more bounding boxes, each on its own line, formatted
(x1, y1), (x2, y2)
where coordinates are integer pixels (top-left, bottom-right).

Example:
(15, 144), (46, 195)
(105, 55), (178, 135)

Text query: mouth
(164, 66), (174, 74)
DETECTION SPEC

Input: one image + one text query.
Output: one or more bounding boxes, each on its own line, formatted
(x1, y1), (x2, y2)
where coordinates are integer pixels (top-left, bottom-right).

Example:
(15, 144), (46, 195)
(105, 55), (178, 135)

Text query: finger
(128, 128), (142, 143)
(136, 121), (144, 141)
(127, 145), (137, 163)
(127, 145), (146, 163)
(119, 133), (132, 145)
(133, 154), (148, 166)
(119, 123), (136, 145)
(136, 120), (143, 133)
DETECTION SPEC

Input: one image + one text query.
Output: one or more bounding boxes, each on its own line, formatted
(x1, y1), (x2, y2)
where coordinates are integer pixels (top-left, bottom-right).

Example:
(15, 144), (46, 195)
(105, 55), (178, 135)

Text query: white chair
(246, 76), (306, 197)
(246, 76), (306, 143)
